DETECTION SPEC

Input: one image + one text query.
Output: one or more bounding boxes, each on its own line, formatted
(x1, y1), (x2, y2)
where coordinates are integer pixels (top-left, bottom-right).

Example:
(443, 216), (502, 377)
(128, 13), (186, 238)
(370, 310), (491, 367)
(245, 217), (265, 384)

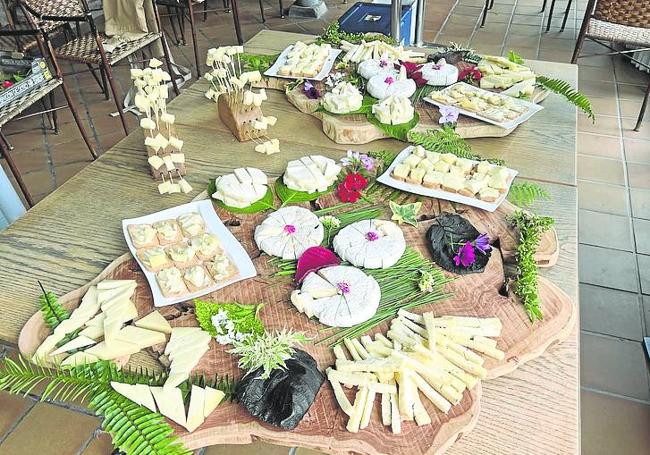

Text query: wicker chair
(19, 0), (180, 136)
(572, 0), (650, 131)
(0, 27), (97, 207)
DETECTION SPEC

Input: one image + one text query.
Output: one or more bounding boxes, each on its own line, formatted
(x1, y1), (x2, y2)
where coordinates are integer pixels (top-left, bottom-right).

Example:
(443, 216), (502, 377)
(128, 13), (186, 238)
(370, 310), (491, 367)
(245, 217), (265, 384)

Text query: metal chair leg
(86, 63), (106, 95)
(541, 0), (547, 12)
(279, 0), (284, 18)
(49, 91), (58, 134)
(166, 5), (181, 45)
(560, 0), (573, 32)
(480, 0), (489, 27)
(0, 130), (14, 151)
(99, 65), (109, 100)
(187, 0), (201, 77)
(571, 4), (592, 63)
(634, 80), (650, 131)
(0, 132), (34, 207)
(545, 0), (556, 32)
(177, 5), (186, 45)
(160, 32), (180, 96)
(230, 0), (244, 44)
(258, 0), (266, 22)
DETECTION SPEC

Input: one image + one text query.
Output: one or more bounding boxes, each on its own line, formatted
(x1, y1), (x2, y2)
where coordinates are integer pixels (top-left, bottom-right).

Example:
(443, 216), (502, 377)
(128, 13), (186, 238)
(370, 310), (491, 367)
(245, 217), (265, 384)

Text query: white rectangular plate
(376, 146), (518, 212)
(424, 81), (543, 130)
(122, 200), (257, 307)
(264, 45), (342, 81)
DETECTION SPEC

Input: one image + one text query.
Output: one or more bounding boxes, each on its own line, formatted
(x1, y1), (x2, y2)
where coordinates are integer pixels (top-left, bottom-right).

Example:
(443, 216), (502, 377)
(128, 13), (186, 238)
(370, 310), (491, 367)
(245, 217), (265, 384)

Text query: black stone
(235, 349), (324, 430)
(426, 213), (491, 275)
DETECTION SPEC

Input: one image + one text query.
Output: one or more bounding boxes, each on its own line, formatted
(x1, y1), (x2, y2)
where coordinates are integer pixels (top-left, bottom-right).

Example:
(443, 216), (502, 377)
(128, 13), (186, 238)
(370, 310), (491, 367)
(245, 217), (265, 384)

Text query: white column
(0, 166), (26, 228)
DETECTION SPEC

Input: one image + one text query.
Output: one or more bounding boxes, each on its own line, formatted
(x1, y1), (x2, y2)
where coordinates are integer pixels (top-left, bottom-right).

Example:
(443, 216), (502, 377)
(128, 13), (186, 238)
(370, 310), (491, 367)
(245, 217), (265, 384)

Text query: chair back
(592, 0), (650, 28)
(19, 0), (86, 24)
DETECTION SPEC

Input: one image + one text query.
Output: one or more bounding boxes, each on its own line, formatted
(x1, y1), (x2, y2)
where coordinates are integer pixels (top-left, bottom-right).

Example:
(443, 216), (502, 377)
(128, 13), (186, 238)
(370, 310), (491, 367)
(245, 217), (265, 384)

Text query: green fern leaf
(536, 75), (595, 121)
(38, 282), (69, 330)
(407, 127), (505, 165)
(508, 182), (551, 207)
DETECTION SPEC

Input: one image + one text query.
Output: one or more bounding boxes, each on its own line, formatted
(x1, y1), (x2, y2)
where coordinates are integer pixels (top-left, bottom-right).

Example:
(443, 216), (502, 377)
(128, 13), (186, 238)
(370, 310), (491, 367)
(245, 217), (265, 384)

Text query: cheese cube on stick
(160, 113), (175, 124)
(140, 117), (156, 130)
(170, 153), (185, 164)
(158, 181), (171, 194)
(148, 155), (164, 170)
(168, 183), (181, 194)
(179, 179), (193, 194)
(163, 155), (175, 171)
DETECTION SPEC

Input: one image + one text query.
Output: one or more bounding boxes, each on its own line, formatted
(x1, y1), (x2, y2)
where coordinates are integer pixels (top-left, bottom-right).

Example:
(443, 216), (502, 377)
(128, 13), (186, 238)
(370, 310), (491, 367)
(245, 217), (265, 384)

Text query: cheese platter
(264, 42), (342, 81)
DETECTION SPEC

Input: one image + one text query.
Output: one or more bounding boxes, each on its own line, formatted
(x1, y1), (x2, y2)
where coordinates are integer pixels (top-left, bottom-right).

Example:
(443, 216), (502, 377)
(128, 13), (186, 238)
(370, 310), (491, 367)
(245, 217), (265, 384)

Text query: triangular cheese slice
(98, 283), (136, 306)
(164, 327), (204, 354)
(50, 335), (97, 356)
(185, 385), (206, 432)
(85, 313), (105, 327)
(97, 280), (136, 290)
(164, 372), (190, 390)
(113, 326), (166, 349)
(79, 325), (104, 340)
(60, 351), (99, 367)
(110, 382), (156, 412)
(85, 339), (140, 360)
(151, 386), (186, 427)
(203, 386), (225, 418)
(135, 311), (172, 334)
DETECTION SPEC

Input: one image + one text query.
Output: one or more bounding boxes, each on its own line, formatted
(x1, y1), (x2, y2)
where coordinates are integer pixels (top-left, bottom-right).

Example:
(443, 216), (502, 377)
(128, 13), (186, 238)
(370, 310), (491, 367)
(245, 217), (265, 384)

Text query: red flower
(337, 183), (361, 203)
(2, 80), (13, 88)
(395, 61), (427, 88)
(458, 66), (482, 83)
(344, 173), (368, 191)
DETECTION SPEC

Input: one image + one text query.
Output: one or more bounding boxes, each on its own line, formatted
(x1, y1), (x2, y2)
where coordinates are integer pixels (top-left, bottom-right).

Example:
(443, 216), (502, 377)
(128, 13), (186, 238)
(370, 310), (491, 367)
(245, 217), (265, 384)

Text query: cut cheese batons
(135, 311), (172, 334)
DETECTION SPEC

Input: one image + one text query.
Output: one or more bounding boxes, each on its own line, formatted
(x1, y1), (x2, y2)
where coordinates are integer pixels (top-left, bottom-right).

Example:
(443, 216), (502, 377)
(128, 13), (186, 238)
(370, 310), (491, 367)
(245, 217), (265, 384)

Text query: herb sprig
(507, 210), (555, 321)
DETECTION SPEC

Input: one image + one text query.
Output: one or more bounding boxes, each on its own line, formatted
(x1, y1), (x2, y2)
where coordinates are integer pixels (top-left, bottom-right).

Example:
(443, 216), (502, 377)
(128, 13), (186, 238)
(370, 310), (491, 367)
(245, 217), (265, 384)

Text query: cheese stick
(333, 345), (348, 361)
(360, 389), (376, 429)
(411, 371), (452, 413)
(343, 338), (363, 361)
(351, 339), (370, 360)
(347, 387), (368, 433)
(328, 375), (354, 416)
(390, 389), (401, 434)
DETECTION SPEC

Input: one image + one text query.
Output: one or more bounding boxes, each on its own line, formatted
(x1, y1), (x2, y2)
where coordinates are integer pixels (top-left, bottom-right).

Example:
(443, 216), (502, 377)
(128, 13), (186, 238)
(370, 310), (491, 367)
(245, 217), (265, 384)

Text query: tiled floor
(1, 0), (650, 454)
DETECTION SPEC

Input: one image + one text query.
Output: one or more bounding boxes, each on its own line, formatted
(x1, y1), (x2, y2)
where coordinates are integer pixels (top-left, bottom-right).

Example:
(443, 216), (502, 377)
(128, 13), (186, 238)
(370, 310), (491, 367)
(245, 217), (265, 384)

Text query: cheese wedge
(32, 332), (66, 363)
(111, 382), (157, 412)
(135, 311), (172, 334)
(97, 280), (137, 291)
(85, 339), (140, 360)
(185, 385), (206, 432)
(60, 351), (100, 367)
(98, 283), (136, 306)
(113, 326), (166, 349)
(50, 335), (97, 356)
(151, 386), (186, 427)
(103, 300), (138, 344)
(203, 386), (225, 418)
(164, 328), (211, 389)
(79, 325), (105, 340)
(85, 312), (105, 327)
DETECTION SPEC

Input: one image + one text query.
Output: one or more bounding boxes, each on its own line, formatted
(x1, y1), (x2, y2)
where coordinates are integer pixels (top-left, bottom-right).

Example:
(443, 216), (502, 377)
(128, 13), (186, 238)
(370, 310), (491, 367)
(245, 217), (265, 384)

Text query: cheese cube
(148, 155), (164, 170)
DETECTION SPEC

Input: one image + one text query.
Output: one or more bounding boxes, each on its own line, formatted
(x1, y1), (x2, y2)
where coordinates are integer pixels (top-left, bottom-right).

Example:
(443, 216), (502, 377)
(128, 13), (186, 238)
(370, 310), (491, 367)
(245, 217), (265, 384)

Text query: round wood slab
(18, 191), (574, 455)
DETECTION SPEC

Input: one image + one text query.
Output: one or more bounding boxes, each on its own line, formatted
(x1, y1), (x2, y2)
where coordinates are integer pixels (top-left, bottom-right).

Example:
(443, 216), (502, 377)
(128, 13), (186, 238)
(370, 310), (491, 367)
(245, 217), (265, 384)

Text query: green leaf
(407, 126), (505, 165)
(507, 181), (551, 207)
(507, 50), (524, 64)
(38, 283), (69, 331)
(536, 75), (594, 121)
(194, 300), (265, 338)
(208, 179), (276, 214)
(317, 21), (397, 46)
(367, 111), (420, 142)
(318, 94), (377, 115)
(238, 53), (280, 73)
(389, 201), (422, 227)
(274, 176), (334, 206)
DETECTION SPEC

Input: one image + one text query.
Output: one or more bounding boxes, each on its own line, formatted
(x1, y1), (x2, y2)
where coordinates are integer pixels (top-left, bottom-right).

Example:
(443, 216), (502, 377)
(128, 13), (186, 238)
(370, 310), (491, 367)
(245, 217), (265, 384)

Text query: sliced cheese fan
(333, 219), (406, 269)
(212, 167), (269, 208)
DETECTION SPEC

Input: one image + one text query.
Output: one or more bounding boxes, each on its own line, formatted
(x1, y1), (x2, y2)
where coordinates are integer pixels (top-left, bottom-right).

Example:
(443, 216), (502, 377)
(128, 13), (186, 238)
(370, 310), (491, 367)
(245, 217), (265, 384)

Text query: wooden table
(0, 30), (579, 455)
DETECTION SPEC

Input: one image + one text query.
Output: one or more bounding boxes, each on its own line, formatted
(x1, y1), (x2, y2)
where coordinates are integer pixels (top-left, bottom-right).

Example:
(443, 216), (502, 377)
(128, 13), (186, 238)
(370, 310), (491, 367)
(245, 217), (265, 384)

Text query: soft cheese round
(291, 265), (380, 327)
(358, 58), (398, 80)
(333, 219), (406, 269)
(213, 167), (268, 208)
(254, 206), (324, 260)
(421, 59), (459, 86)
(367, 74), (416, 100)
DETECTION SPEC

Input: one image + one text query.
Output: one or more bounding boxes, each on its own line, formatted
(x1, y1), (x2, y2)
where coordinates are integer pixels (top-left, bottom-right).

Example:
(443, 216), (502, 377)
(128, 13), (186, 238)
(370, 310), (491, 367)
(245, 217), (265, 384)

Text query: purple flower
(453, 242), (476, 267)
(439, 105), (460, 124)
(379, 59), (388, 68)
(337, 281), (351, 294)
(384, 76), (395, 85)
(365, 231), (379, 242)
(284, 224), (296, 234)
(475, 233), (491, 254)
(360, 154), (375, 171)
(431, 64), (441, 70)
(303, 80), (320, 99)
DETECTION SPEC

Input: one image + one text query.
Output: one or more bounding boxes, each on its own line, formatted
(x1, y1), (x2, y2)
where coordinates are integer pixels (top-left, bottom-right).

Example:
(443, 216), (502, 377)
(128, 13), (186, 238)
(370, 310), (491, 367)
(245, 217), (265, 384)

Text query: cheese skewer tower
(205, 46), (280, 153)
(131, 58), (193, 196)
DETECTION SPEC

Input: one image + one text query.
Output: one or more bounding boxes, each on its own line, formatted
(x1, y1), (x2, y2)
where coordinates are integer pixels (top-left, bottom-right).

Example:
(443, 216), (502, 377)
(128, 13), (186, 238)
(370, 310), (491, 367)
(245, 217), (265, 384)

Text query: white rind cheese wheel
(333, 219), (406, 269)
(254, 206), (324, 260)
(283, 155), (341, 194)
(421, 59), (459, 87)
(358, 58), (398, 80)
(291, 265), (380, 327)
(213, 167), (268, 208)
(367, 73), (416, 100)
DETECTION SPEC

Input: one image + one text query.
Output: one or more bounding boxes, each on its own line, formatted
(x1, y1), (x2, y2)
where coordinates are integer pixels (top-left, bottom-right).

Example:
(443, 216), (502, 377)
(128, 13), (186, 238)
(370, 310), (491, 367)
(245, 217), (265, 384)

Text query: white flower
(216, 334), (234, 345)
(319, 215), (341, 230)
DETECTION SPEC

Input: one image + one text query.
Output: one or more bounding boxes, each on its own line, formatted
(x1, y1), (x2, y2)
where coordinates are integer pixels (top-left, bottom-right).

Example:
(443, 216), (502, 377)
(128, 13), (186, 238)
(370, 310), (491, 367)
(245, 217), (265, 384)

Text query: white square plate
(376, 146), (518, 212)
(122, 200), (257, 307)
(264, 45), (341, 81)
(424, 81), (544, 130)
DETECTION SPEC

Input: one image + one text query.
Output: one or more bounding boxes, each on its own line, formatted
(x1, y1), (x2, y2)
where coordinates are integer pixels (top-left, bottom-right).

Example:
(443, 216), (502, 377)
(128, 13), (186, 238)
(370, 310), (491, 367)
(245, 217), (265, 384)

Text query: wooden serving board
(18, 190), (574, 455)
(284, 86), (550, 145)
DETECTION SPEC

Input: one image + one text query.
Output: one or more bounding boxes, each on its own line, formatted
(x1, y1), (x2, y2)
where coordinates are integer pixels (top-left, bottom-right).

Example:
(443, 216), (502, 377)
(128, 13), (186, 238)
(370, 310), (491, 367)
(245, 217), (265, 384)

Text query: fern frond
(508, 182), (551, 207)
(38, 282), (69, 330)
(408, 127), (505, 165)
(536, 75), (594, 121)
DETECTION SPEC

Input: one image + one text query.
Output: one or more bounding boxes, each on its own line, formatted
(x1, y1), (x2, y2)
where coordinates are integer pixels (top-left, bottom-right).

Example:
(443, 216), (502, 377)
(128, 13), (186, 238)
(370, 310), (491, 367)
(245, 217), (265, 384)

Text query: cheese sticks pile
(340, 40), (426, 64)
(132, 59), (192, 195)
(327, 310), (504, 434)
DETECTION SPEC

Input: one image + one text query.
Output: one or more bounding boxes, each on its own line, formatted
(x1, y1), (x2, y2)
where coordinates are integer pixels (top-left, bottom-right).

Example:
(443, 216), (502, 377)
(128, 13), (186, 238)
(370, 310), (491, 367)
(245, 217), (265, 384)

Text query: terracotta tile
(622, 119), (650, 140)
(577, 155), (625, 185)
(203, 441), (292, 454)
(578, 113), (621, 136)
(579, 80), (617, 99)
(580, 284), (644, 341)
(581, 390), (650, 455)
(578, 180), (629, 216)
(631, 188), (650, 220)
(579, 209), (634, 251)
(81, 431), (113, 455)
(577, 133), (622, 159)
(614, 59), (650, 86)
(624, 138), (650, 164)
(580, 332), (650, 400)
(0, 402), (99, 455)
(0, 391), (34, 440)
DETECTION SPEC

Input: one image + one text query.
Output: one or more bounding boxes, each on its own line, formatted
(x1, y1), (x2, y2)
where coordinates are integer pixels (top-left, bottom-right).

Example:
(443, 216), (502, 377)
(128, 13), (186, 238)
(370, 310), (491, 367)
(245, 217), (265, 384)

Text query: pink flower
(365, 231), (379, 241)
(384, 76), (395, 85)
(284, 224), (296, 234)
(2, 80), (13, 88)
